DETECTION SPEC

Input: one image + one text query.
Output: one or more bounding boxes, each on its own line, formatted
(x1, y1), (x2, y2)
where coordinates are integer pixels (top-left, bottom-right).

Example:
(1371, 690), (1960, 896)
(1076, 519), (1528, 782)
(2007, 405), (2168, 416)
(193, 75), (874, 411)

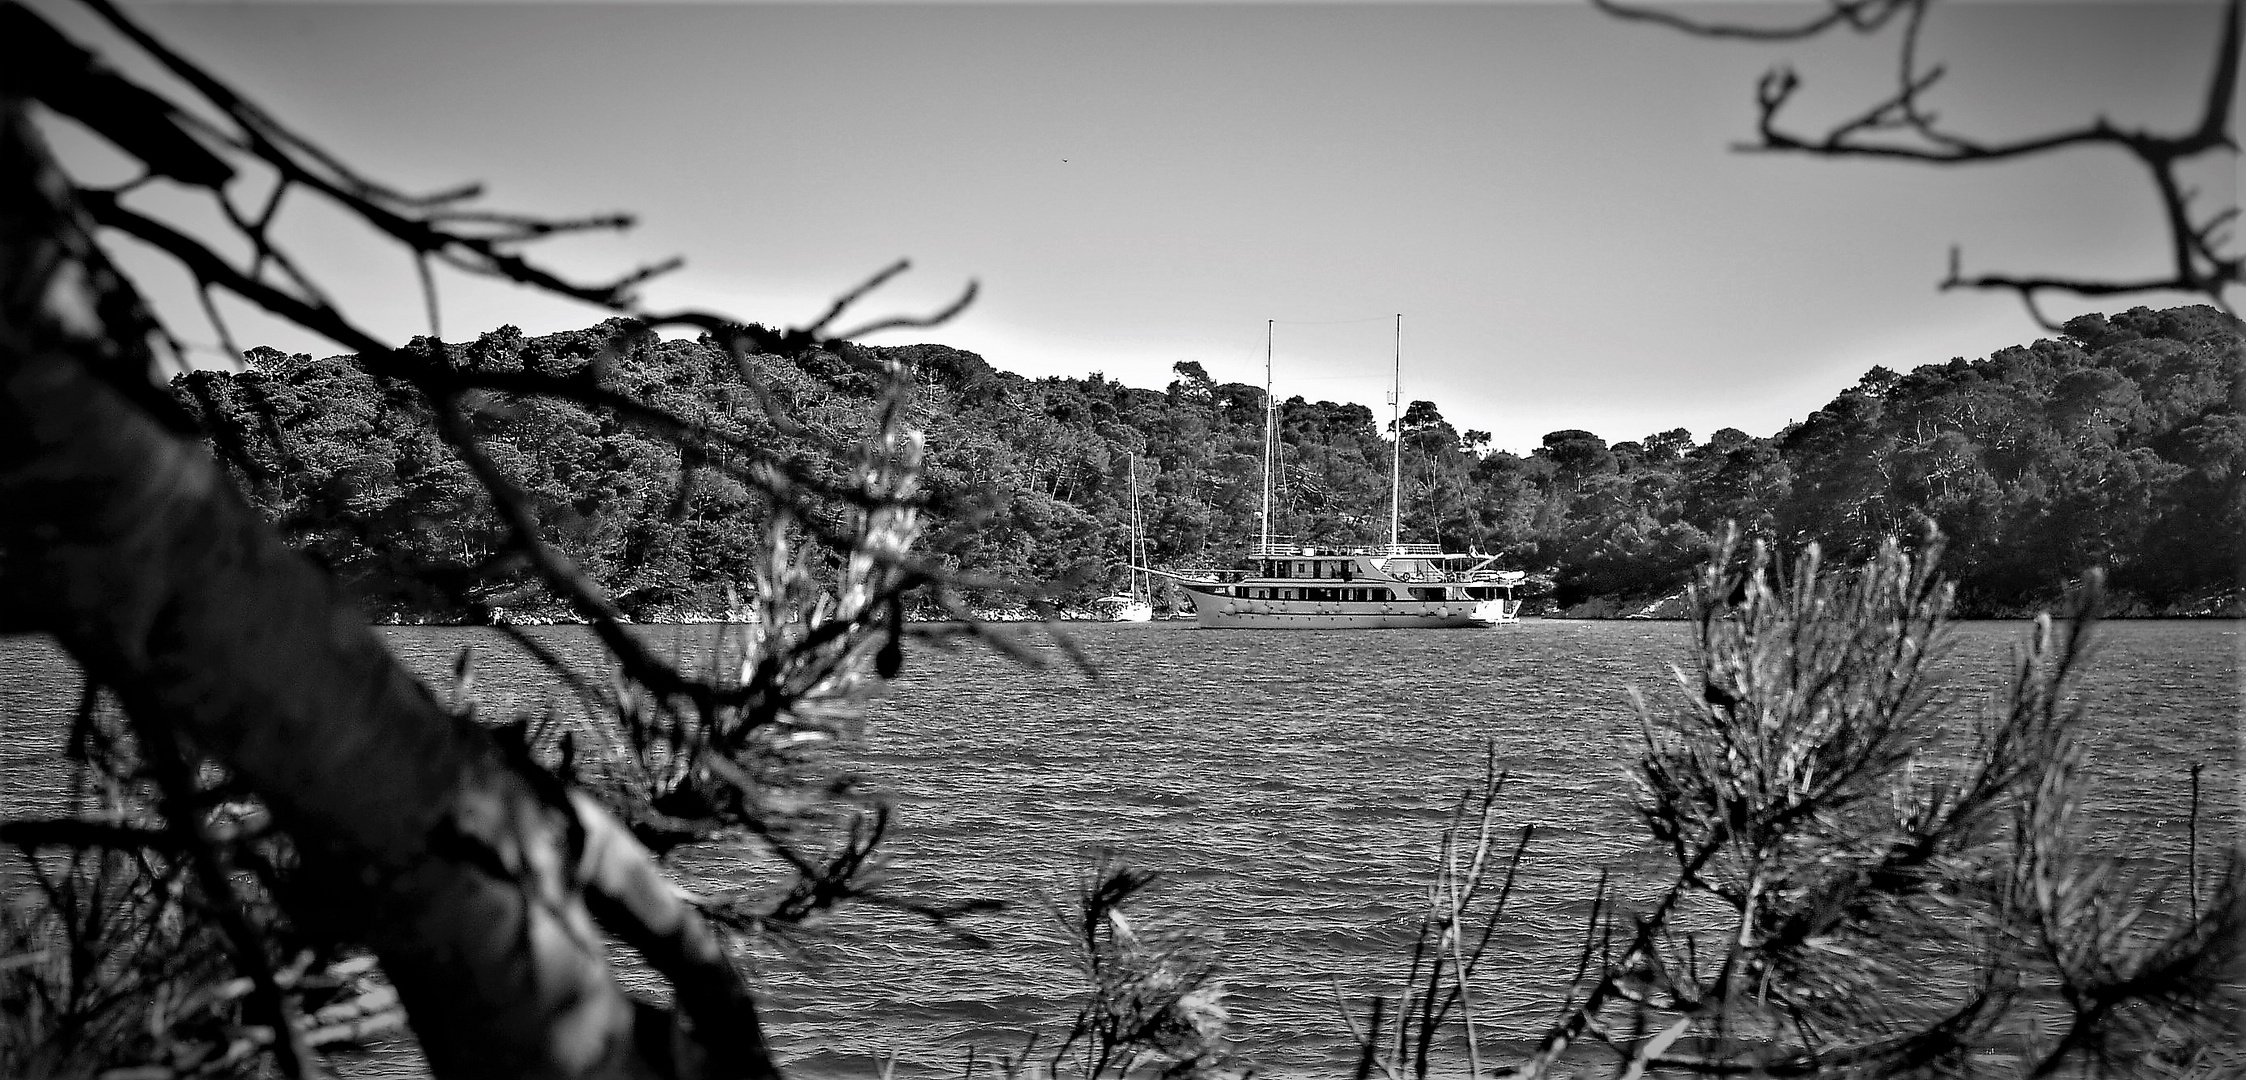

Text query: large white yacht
(1159, 317), (1524, 629)
(1163, 542), (1522, 628)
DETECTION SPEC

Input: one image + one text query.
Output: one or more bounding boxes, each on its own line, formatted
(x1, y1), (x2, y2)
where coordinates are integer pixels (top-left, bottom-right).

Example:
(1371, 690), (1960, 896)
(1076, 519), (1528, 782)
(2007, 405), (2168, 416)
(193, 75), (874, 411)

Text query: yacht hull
(1178, 585), (1513, 629)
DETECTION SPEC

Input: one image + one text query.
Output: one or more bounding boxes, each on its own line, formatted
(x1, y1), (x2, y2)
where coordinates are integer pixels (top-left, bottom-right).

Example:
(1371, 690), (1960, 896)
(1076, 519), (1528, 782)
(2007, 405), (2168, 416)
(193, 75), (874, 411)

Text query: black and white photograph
(0, 0), (2239, 1077)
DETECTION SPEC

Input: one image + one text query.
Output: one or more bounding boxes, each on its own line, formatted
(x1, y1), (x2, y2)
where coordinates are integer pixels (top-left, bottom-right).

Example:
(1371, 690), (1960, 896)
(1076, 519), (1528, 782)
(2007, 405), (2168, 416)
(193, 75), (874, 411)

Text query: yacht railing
(1390, 568), (1523, 585)
(1383, 542), (1445, 556)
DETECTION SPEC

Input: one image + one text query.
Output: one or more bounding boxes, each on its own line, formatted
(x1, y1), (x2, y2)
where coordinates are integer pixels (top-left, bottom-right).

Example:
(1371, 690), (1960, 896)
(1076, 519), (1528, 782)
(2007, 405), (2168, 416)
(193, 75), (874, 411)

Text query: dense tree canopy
(180, 305), (2242, 621)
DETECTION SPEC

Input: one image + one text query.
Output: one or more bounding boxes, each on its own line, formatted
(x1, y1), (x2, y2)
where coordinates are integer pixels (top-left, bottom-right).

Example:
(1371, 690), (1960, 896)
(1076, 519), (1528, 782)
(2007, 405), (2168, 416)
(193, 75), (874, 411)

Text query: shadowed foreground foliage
(1310, 534), (2243, 1080)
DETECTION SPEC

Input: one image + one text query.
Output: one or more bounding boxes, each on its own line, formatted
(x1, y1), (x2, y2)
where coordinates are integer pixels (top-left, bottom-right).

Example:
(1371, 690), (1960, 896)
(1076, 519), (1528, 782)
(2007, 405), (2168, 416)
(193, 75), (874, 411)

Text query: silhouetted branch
(832, 278), (982, 341)
(1593, 0), (1916, 43)
(3, 22), (842, 1065)
(1603, 0), (2244, 325)
(63, 84), (1024, 726)
(133, 719), (315, 1078)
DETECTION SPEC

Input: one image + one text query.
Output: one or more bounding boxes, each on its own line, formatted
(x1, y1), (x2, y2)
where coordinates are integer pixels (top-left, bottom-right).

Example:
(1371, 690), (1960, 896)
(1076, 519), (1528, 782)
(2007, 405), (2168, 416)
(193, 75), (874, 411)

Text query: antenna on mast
(1389, 313), (1403, 553)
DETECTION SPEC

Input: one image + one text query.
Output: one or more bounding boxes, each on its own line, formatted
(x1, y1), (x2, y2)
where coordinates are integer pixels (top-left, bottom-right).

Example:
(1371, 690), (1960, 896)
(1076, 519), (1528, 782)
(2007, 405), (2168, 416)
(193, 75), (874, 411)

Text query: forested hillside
(174, 305), (2242, 621)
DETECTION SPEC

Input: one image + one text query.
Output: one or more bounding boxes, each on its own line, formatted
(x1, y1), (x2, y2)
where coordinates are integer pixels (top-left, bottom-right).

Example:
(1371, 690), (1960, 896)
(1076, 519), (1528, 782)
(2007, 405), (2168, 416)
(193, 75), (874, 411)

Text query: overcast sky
(43, 0), (2235, 453)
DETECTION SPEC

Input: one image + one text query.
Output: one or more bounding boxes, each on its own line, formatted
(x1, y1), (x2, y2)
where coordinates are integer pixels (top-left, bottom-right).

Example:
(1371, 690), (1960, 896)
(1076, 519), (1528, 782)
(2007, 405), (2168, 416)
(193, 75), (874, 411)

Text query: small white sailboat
(1095, 454), (1156, 622)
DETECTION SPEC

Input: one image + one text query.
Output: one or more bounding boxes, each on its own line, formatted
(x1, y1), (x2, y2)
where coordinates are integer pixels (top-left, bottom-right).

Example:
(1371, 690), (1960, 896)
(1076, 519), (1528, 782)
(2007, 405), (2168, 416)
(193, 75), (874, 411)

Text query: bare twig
(1602, 0), (2244, 323)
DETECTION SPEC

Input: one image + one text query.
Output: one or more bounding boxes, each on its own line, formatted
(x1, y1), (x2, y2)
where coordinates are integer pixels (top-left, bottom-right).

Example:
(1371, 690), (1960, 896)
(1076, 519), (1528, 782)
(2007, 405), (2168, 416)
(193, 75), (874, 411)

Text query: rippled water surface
(2, 619), (2238, 1076)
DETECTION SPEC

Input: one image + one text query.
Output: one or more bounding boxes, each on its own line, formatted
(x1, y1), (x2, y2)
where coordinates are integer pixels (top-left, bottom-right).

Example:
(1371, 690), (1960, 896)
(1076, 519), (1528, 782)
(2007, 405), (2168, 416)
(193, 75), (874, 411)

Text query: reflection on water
(1, 620), (2237, 1076)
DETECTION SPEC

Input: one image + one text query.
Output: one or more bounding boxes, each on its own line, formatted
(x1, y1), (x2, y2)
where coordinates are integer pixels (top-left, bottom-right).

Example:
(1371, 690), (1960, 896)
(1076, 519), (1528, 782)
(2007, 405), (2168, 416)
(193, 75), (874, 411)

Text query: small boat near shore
(1094, 454), (1157, 623)
(1092, 595), (1155, 622)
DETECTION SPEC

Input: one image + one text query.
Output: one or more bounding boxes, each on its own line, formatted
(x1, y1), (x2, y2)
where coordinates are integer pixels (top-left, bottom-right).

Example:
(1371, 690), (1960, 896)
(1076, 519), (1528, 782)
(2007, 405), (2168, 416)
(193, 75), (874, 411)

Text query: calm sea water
(2, 620), (2238, 1076)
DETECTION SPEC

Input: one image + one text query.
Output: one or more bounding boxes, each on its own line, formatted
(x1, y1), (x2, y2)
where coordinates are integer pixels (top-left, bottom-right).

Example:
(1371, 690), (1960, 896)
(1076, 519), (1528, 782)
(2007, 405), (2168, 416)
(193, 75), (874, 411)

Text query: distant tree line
(174, 304), (2242, 621)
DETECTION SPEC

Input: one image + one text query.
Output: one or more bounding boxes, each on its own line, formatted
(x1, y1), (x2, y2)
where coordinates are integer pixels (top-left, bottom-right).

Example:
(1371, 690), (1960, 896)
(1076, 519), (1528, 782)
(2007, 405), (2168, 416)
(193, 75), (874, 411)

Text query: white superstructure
(1161, 543), (1522, 629)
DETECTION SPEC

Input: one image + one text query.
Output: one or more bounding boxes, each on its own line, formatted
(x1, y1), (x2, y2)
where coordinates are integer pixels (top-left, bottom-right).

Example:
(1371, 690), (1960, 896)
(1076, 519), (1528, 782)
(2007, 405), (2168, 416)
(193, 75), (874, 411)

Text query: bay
(1, 619), (2237, 1077)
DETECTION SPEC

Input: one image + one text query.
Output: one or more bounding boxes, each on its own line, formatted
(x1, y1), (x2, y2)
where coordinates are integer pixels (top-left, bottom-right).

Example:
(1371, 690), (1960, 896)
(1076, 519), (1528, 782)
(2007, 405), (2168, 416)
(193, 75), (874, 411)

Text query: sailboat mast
(1128, 453), (1143, 597)
(1389, 313), (1403, 552)
(1261, 319), (1274, 555)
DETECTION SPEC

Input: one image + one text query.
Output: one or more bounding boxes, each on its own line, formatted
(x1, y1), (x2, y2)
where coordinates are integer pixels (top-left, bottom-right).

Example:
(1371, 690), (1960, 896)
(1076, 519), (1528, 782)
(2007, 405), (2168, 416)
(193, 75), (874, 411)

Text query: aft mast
(1389, 313), (1402, 553)
(1261, 319), (1274, 555)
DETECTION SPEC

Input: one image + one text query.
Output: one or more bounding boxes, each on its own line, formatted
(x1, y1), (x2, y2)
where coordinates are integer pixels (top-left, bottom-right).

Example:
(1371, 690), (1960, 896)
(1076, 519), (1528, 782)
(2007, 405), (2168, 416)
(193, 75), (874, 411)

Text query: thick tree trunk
(0, 101), (770, 1078)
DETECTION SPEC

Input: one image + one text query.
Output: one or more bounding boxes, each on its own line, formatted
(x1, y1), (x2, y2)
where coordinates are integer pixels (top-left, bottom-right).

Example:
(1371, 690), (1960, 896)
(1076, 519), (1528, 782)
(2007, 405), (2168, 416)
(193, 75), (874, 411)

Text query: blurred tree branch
(0, 0), (1004, 1074)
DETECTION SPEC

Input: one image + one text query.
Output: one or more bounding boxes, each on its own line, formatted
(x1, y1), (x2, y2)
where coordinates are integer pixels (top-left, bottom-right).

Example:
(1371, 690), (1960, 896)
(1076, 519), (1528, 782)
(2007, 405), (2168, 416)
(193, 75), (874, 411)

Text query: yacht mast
(1389, 313), (1403, 552)
(1261, 319), (1274, 554)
